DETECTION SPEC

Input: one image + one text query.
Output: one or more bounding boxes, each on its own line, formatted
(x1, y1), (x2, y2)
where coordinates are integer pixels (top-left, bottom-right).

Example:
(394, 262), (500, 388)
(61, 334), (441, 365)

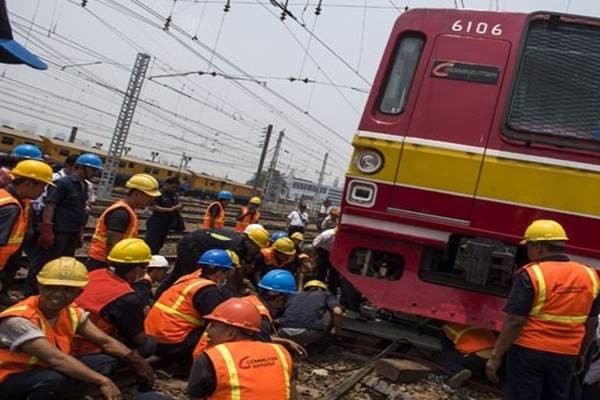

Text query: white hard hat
(148, 255), (169, 268)
(244, 223), (265, 235)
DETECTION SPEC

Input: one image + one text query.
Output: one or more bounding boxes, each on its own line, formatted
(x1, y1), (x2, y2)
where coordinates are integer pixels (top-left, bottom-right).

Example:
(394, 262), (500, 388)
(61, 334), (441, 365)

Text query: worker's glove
(123, 350), (155, 387)
(37, 222), (55, 249)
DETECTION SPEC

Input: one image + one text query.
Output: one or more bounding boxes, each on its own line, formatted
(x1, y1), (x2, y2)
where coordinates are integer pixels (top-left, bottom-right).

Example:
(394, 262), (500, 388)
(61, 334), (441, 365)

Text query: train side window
(59, 149), (69, 157)
(128, 162), (134, 168)
(379, 34), (425, 115)
(143, 167), (151, 173)
(505, 18), (600, 150)
(1, 136), (14, 145)
(152, 168), (159, 175)
(119, 161), (126, 168)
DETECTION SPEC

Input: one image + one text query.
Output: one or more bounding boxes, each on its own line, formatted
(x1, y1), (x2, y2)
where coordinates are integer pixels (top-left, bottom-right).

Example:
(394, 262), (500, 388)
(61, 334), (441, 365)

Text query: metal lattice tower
(264, 130), (284, 201)
(97, 53), (151, 199)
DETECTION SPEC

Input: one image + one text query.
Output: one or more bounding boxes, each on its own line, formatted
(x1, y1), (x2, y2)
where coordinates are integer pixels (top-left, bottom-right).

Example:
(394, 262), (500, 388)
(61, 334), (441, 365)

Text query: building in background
(283, 175), (342, 207)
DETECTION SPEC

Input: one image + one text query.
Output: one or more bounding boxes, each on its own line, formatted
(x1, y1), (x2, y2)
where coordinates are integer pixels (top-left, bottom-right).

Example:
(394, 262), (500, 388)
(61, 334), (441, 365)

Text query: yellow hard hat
(249, 197), (261, 205)
(126, 174), (161, 197)
(107, 238), (152, 264)
(37, 257), (89, 287)
(304, 280), (328, 291)
(520, 219), (569, 244)
(290, 232), (304, 241)
(273, 237), (296, 256)
(246, 227), (269, 249)
(11, 160), (55, 186)
(225, 250), (241, 269)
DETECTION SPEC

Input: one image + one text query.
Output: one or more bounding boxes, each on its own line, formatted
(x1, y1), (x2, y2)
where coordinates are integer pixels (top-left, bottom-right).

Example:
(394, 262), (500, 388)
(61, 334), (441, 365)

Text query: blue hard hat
(12, 144), (43, 160)
(75, 153), (103, 170)
(218, 191), (233, 201)
(258, 269), (297, 294)
(197, 249), (234, 270)
(0, 1), (47, 70)
(270, 231), (288, 242)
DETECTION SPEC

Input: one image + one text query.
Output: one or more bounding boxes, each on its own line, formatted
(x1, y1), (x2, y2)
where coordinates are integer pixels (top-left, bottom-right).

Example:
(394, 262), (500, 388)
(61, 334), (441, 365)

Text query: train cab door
(389, 34), (510, 222)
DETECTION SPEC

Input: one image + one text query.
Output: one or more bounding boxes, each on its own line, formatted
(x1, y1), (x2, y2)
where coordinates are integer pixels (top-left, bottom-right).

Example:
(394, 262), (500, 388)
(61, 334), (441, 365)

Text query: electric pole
(314, 152), (329, 212)
(253, 124), (272, 193)
(264, 130), (284, 201)
(98, 53), (151, 198)
(178, 152), (192, 173)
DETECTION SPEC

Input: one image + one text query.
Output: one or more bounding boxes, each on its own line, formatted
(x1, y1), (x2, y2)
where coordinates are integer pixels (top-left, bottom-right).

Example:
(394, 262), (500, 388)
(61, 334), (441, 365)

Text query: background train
(331, 9), (600, 330)
(0, 126), (255, 201)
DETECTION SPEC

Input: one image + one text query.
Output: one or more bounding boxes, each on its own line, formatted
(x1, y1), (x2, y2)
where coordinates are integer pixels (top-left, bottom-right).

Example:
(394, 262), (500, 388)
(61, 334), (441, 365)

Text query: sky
(3, 0), (600, 186)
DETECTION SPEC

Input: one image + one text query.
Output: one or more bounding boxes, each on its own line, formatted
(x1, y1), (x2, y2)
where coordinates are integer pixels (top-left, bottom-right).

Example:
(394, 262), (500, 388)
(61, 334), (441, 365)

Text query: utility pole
(253, 124), (272, 193)
(178, 152), (192, 173)
(314, 152), (329, 212)
(68, 126), (78, 143)
(98, 53), (151, 198)
(264, 130), (284, 201)
(151, 151), (159, 162)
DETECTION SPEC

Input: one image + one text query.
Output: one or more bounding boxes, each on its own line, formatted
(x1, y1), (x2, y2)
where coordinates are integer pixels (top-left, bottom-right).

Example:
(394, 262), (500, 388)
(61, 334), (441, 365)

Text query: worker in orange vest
(73, 238), (157, 358)
(486, 220), (600, 400)
(203, 191), (233, 229)
(0, 160), (53, 292)
(87, 174), (160, 270)
(234, 196), (261, 233)
(145, 249), (233, 364)
(252, 237), (299, 284)
(0, 256), (154, 400)
(436, 323), (497, 388)
(187, 298), (296, 399)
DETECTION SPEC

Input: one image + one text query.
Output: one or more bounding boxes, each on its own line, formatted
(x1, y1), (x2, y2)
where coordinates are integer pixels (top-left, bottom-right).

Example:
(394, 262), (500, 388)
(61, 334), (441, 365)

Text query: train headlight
(354, 149), (383, 174)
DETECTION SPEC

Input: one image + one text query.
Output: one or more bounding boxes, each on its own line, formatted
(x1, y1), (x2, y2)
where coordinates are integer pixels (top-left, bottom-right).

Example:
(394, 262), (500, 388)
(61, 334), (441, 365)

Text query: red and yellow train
(332, 9), (600, 330)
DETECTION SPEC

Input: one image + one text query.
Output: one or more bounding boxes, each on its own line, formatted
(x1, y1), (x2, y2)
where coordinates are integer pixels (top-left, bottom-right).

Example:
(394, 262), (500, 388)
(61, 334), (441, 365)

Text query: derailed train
(332, 9), (600, 330)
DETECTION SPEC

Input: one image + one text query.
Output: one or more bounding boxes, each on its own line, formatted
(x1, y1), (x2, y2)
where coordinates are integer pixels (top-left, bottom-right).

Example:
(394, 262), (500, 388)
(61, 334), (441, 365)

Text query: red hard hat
(204, 298), (261, 332)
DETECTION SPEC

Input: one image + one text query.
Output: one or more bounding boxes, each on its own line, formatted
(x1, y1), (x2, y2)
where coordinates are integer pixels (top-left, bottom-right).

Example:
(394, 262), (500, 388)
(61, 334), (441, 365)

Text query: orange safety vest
(514, 261), (600, 355)
(234, 207), (260, 233)
(89, 200), (138, 263)
(0, 189), (29, 271)
(145, 272), (216, 344)
(192, 294), (273, 358)
(205, 340), (292, 400)
(260, 247), (290, 268)
(0, 296), (83, 383)
(203, 201), (225, 229)
(442, 323), (496, 357)
(72, 268), (134, 354)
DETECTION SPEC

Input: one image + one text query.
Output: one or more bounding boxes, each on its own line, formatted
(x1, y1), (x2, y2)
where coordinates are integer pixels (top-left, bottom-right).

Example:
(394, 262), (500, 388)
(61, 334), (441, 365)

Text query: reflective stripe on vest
(154, 279), (209, 326)
(215, 345), (242, 400)
(529, 264), (599, 324)
(89, 200), (138, 262)
(0, 189), (28, 270)
(272, 344), (291, 400)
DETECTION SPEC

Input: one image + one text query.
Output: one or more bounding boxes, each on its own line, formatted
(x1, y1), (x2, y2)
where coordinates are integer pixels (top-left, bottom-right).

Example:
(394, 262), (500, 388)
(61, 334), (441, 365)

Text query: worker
(278, 280), (343, 347)
(156, 227), (269, 297)
(87, 173), (160, 270)
(320, 207), (340, 231)
(252, 237), (299, 284)
(0, 160), (53, 290)
(312, 228), (338, 293)
(145, 249), (233, 363)
(486, 220), (600, 400)
(436, 323), (497, 388)
(270, 230), (289, 244)
(287, 202), (308, 236)
(134, 254), (171, 308)
(27, 153), (103, 295)
(290, 232), (304, 250)
(234, 196), (261, 233)
(0, 256), (154, 400)
(203, 190), (233, 230)
(144, 177), (183, 254)
(187, 298), (296, 399)
(72, 238), (156, 358)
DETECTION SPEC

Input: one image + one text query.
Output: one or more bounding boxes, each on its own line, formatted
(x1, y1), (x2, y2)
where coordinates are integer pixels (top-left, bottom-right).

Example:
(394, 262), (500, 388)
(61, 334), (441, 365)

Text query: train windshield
(507, 17), (600, 146)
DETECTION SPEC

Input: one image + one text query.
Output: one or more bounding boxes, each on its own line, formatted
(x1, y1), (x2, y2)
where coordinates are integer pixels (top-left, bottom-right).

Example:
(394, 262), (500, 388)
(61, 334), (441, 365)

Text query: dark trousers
(0, 353), (119, 400)
(155, 237), (200, 298)
(505, 345), (577, 400)
(26, 231), (80, 295)
(145, 216), (173, 254)
(435, 336), (487, 377)
(288, 225), (305, 236)
(155, 329), (202, 365)
(314, 248), (340, 294)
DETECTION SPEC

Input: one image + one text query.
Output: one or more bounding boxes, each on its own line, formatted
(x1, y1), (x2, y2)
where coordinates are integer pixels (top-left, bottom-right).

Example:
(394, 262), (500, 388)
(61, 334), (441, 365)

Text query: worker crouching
(0, 257), (154, 400)
(72, 238), (157, 358)
(145, 249), (232, 364)
(486, 220), (600, 400)
(187, 298), (296, 399)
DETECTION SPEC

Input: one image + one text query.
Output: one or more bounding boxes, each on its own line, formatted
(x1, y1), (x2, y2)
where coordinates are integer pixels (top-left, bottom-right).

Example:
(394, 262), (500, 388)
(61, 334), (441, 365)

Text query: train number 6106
(451, 20), (503, 35)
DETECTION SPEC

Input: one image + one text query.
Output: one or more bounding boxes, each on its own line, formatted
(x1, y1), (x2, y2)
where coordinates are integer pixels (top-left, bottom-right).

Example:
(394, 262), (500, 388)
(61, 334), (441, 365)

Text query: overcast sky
(3, 0), (600, 185)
